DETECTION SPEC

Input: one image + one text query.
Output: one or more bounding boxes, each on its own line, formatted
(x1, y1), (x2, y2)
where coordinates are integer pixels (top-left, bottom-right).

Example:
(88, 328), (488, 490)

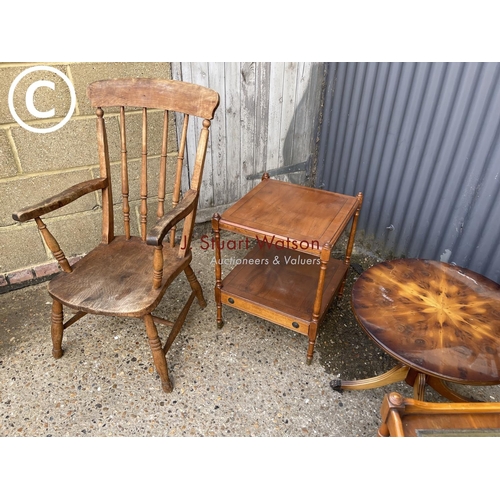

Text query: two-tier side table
(212, 174), (363, 364)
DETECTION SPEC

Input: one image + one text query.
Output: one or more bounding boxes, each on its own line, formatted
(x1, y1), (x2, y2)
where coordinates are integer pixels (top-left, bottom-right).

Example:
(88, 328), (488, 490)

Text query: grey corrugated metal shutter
(316, 62), (500, 283)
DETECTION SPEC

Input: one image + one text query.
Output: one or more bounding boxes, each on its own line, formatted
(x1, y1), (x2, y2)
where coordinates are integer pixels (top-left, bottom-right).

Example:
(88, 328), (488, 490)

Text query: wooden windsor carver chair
(11, 78), (220, 393)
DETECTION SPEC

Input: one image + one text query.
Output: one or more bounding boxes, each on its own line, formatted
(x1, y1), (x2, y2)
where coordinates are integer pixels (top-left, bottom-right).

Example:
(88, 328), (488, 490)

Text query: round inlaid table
(331, 259), (500, 401)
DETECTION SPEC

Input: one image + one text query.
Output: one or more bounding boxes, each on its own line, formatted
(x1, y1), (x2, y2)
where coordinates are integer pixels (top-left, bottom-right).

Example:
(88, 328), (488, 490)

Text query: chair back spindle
(119, 107), (131, 240)
(140, 108), (148, 241)
(157, 110), (169, 219)
(170, 113), (189, 247)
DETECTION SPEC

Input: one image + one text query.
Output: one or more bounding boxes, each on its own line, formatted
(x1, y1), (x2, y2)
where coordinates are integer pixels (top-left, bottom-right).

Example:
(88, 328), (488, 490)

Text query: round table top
(351, 259), (500, 384)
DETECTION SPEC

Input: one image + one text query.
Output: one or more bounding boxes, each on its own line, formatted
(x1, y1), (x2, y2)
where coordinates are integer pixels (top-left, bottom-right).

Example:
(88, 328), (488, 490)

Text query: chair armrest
(146, 189), (198, 246)
(12, 178), (108, 223)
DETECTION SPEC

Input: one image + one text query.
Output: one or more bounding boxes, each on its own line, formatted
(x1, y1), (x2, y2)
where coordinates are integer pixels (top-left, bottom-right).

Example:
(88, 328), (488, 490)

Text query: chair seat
(49, 236), (191, 317)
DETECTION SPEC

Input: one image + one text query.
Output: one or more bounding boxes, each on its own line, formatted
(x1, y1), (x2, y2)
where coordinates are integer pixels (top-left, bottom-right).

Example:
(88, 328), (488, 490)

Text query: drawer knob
(228, 297), (235, 304)
(292, 322), (299, 328)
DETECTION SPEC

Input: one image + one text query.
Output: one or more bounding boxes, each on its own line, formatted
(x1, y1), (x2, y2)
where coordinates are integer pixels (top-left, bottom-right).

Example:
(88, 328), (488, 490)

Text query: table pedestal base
(330, 364), (479, 402)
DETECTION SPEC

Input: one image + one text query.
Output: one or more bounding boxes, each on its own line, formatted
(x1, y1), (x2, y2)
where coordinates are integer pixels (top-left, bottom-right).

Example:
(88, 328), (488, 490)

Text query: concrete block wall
(0, 62), (176, 292)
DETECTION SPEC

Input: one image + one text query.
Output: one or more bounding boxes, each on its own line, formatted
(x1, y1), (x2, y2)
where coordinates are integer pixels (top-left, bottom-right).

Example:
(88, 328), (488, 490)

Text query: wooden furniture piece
(212, 174), (363, 364)
(331, 258), (500, 401)
(11, 78), (219, 393)
(379, 391), (500, 436)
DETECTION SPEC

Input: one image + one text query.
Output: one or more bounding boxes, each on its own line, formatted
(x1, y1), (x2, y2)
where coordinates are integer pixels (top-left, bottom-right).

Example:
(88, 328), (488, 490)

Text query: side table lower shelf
(217, 244), (349, 362)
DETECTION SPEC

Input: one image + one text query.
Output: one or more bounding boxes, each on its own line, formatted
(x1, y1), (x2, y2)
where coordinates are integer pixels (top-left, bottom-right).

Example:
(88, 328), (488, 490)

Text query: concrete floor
(1, 225), (499, 438)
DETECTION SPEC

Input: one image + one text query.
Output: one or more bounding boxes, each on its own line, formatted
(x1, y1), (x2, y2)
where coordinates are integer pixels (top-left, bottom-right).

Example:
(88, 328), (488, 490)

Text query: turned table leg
(307, 244), (330, 365)
(212, 213), (224, 329)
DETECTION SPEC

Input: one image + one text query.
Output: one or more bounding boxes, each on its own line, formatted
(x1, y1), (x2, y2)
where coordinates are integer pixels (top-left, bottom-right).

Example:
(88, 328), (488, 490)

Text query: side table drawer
(220, 291), (310, 335)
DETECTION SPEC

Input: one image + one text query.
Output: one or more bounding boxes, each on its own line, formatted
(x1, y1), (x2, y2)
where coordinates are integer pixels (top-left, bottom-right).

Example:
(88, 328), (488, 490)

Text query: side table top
(352, 259), (500, 384)
(219, 179), (361, 255)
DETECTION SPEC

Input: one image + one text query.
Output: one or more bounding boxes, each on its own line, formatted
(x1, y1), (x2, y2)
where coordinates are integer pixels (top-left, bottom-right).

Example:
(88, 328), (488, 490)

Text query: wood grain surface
(48, 236), (191, 317)
(221, 245), (348, 331)
(379, 391), (500, 437)
(87, 78), (219, 119)
(352, 259), (500, 383)
(219, 178), (361, 255)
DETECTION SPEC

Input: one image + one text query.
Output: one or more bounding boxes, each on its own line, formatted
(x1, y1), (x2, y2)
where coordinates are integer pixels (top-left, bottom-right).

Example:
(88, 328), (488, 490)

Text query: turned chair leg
(185, 265), (206, 308)
(51, 299), (64, 359)
(144, 313), (173, 393)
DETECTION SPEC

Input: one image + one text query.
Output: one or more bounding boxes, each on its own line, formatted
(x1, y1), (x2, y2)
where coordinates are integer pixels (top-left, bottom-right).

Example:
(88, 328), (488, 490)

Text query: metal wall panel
(316, 62), (500, 283)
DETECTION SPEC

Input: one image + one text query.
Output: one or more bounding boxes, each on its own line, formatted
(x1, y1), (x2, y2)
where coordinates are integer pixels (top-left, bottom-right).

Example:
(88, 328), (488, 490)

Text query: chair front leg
(51, 299), (64, 358)
(144, 313), (173, 393)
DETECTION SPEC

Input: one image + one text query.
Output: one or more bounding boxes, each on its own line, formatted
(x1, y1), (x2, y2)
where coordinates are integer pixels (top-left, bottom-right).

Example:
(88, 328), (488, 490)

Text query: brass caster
(330, 379), (344, 394)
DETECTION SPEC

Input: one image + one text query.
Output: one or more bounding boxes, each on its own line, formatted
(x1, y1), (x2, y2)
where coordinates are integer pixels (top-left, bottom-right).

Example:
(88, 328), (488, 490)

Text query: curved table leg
(426, 376), (479, 403)
(331, 364), (410, 393)
(413, 372), (427, 400)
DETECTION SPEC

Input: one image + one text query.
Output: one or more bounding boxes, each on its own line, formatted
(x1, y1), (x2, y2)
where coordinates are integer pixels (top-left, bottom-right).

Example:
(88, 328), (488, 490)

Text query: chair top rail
(87, 78), (219, 119)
